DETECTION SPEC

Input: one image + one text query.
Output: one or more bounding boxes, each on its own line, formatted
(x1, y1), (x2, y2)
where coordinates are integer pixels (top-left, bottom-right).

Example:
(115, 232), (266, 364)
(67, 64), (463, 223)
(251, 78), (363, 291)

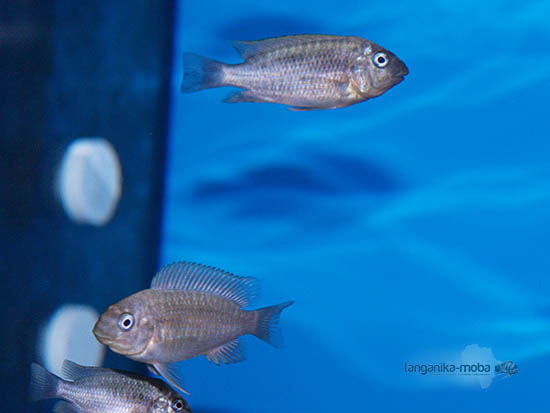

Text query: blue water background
(162, 1), (550, 411)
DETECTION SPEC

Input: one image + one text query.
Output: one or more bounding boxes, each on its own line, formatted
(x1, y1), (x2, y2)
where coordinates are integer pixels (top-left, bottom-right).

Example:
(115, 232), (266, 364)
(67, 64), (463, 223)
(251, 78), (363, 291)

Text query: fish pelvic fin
(288, 106), (317, 111)
(181, 52), (225, 93)
(205, 338), (246, 365)
(154, 363), (191, 396)
(30, 363), (62, 401)
(147, 364), (161, 377)
(253, 300), (294, 348)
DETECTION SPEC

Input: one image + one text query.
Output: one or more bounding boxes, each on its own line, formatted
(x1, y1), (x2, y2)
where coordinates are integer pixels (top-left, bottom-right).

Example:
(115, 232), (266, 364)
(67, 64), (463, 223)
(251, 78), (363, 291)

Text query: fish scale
(139, 289), (254, 362)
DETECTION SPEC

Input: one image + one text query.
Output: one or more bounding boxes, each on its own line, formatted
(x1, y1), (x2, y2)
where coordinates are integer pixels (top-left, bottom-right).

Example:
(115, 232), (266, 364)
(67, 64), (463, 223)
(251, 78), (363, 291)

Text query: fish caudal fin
(181, 52), (225, 93)
(253, 301), (294, 348)
(30, 363), (62, 401)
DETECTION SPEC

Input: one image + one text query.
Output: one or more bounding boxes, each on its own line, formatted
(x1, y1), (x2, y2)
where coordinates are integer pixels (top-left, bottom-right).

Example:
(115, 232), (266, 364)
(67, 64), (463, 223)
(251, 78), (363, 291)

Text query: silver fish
(30, 360), (191, 412)
(181, 34), (408, 110)
(93, 262), (294, 394)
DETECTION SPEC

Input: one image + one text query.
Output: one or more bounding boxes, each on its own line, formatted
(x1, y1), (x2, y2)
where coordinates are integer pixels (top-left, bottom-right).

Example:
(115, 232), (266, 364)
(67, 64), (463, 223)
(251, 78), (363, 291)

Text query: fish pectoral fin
(205, 338), (246, 365)
(224, 90), (272, 104)
(289, 104), (347, 111)
(154, 362), (191, 396)
(53, 401), (79, 413)
(147, 364), (161, 377)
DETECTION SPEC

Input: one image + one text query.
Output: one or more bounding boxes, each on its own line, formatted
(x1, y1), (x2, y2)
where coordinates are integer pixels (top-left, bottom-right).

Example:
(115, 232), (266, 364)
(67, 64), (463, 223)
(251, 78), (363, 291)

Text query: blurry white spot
(39, 304), (105, 376)
(58, 138), (122, 226)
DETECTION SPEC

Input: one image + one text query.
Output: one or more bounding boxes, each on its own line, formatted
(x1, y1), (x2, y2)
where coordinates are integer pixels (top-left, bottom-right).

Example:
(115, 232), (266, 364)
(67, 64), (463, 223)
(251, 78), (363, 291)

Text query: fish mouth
(93, 334), (139, 356)
(393, 68), (408, 84)
(394, 75), (406, 83)
(394, 62), (409, 78)
(93, 325), (145, 357)
(92, 325), (115, 345)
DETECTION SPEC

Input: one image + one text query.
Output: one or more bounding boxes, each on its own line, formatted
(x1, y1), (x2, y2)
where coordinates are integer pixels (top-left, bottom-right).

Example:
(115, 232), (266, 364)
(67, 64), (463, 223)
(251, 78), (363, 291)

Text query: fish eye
(171, 399), (185, 411)
(118, 313), (135, 331)
(373, 52), (389, 68)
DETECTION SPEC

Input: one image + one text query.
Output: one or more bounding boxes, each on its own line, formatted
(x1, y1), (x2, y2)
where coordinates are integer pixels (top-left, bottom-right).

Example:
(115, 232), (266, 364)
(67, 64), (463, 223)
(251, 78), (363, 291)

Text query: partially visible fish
(93, 262), (294, 394)
(181, 34), (408, 110)
(30, 360), (191, 412)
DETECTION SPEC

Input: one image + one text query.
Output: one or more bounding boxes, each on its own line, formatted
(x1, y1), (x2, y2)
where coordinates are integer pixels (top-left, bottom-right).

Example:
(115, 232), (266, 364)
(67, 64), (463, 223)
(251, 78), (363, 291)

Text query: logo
(403, 362), (492, 376)
(404, 344), (518, 389)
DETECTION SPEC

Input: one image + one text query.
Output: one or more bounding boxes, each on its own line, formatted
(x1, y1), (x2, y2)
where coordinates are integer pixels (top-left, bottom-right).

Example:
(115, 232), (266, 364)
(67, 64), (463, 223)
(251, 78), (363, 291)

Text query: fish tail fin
(253, 300), (294, 348)
(181, 52), (225, 93)
(30, 363), (62, 401)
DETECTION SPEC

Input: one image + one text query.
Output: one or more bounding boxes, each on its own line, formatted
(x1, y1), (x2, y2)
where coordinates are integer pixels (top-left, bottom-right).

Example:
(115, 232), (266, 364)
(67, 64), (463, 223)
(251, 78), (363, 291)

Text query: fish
(93, 262), (294, 394)
(30, 360), (191, 412)
(180, 34), (408, 111)
(495, 360), (518, 376)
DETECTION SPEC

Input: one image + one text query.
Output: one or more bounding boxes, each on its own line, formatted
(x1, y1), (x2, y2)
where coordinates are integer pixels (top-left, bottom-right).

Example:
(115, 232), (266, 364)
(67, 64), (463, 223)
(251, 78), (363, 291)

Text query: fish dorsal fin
(151, 262), (259, 308)
(232, 35), (345, 59)
(61, 360), (112, 381)
(205, 338), (246, 366)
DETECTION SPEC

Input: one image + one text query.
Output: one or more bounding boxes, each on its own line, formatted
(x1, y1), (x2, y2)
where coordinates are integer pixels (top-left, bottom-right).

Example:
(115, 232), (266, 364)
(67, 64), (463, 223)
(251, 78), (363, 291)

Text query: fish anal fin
(224, 90), (272, 104)
(205, 338), (246, 366)
(151, 262), (259, 308)
(53, 401), (79, 413)
(154, 362), (191, 396)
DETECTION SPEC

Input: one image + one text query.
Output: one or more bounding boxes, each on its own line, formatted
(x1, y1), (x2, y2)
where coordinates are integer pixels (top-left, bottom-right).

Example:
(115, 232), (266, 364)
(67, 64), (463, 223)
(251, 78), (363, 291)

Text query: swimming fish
(30, 360), (191, 412)
(93, 262), (294, 394)
(181, 34), (408, 110)
(495, 360), (518, 376)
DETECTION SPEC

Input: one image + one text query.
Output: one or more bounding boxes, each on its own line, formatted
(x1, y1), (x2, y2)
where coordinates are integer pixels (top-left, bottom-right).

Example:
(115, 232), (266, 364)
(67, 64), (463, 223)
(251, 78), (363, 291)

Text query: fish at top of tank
(180, 34), (408, 110)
